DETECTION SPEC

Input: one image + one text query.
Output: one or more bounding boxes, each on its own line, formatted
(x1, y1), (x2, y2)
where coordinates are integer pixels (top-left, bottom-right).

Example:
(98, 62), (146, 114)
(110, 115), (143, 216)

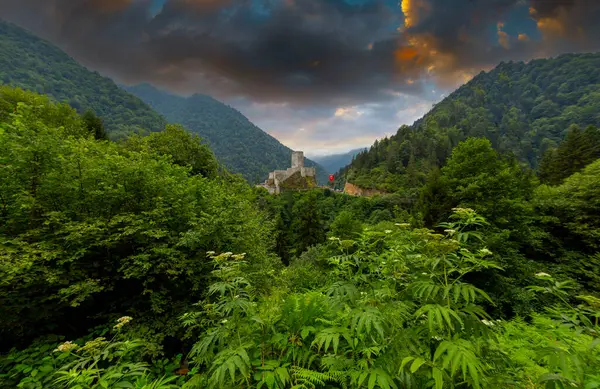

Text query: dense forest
(124, 84), (328, 184)
(345, 53), (600, 194)
(2, 75), (600, 388)
(0, 20), (166, 138)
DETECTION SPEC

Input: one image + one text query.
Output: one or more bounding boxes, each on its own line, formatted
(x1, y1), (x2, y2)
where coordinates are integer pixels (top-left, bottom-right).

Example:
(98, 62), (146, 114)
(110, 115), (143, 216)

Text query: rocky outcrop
(343, 182), (386, 197)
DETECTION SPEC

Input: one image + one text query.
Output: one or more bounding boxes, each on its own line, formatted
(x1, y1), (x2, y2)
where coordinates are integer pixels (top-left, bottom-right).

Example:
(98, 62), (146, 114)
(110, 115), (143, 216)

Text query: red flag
(329, 174), (335, 182)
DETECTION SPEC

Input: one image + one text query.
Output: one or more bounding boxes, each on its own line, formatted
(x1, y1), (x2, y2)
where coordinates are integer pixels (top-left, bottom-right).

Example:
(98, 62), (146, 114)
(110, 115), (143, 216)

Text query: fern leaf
(433, 340), (484, 389)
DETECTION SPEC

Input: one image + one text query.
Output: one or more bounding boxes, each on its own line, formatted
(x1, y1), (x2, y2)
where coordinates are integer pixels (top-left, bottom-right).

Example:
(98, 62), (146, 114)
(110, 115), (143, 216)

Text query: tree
(124, 124), (219, 179)
(82, 109), (108, 140)
(291, 191), (325, 254)
(538, 125), (600, 185)
(329, 210), (363, 240)
(440, 138), (535, 227)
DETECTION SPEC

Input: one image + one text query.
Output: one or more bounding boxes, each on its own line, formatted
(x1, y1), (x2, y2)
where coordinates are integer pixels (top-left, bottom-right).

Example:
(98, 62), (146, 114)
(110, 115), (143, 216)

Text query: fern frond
(433, 339), (485, 389)
(349, 368), (398, 389)
(414, 304), (464, 333)
(326, 281), (359, 304)
(351, 307), (386, 340)
(312, 327), (351, 354)
(411, 281), (443, 302)
(207, 344), (252, 388)
(291, 366), (345, 388)
(445, 283), (494, 305)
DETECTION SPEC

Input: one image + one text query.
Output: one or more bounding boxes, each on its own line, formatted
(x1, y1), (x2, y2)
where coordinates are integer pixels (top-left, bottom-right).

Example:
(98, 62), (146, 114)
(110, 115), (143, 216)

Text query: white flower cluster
(452, 207), (475, 213)
(53, 341), (78, 353)
(479, 248), (493, 256)
(113, 316), (133, 329)
(481, 319), (502, 327)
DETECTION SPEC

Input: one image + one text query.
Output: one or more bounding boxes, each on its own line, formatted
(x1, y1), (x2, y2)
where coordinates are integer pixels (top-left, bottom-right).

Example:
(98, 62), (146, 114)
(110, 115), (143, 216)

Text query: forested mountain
(311, 147), (367, 174)
(345, 52), (600, 192)
(125, 83), (328, 183)
(0, 19), (326, 184)
(0, 20), (166, 138)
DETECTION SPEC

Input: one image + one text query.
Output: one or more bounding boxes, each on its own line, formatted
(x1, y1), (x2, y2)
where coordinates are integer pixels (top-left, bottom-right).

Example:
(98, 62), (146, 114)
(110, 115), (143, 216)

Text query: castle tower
(291, 151), (304, 168)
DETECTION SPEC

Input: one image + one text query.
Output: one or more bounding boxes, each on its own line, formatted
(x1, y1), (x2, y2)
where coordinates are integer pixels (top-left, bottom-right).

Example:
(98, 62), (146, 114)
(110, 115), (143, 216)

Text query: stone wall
(279, 170), (317, 190)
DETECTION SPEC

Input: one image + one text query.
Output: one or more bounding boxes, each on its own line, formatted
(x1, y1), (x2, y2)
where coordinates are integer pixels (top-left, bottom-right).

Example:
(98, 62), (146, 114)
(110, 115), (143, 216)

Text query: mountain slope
(344, 52), (600, 192)
(312, 148), (367, 174)
(124, 83), (328, 184)
(0, 20), (166, 138)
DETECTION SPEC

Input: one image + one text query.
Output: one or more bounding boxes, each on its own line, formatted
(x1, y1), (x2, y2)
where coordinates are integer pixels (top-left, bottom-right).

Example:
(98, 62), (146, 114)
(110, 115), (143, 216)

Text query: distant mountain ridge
(124, 83), (328, 184)
(0, 20), (166, 138)
(311, 148), (367, 174)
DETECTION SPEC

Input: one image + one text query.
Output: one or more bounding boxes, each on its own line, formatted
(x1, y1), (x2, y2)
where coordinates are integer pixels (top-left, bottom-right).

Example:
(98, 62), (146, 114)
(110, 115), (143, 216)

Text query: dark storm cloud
(528, 0), (600, 52)
(1, 0), (600, 105)
(0, 0), (420, 104)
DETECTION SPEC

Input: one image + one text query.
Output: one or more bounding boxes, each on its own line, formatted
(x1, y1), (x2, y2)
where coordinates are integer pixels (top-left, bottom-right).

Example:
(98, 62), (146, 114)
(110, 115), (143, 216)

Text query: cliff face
(343, 182), (386, 197)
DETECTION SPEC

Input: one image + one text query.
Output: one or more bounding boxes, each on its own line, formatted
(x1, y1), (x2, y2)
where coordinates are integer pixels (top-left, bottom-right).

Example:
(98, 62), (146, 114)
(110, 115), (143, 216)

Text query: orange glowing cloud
(497, 22), (510, 49)
(537, 17), (565, 37)
(401, 0), (415, 28)
(518, 33), (530, 41)
(401, 0), (430, 29)
(395, 46), (419, 62)
(529, 6), (565, 38)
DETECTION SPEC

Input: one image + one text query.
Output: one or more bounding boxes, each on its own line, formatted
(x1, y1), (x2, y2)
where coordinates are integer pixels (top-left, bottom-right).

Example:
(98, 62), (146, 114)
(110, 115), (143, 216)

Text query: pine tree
(538, 125), (600, 185)
(81, 109), (108, 140)
(292, 192), (325, 254)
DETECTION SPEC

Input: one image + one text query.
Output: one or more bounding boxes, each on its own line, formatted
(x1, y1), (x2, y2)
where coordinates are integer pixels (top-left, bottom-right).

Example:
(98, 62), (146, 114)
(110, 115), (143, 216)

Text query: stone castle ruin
(258, 151), (316, 194)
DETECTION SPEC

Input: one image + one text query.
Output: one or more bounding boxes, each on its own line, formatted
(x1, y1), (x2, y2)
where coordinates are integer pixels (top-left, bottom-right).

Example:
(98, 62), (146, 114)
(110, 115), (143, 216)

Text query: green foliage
(82, 110), (108, 141)
(123, 124), (219, 179)
(0, 87), (274, 349)
(0, 317), (182, 389)
(330, 210), (363, 240)
(257, 189), (410, 262)
(437, 137), (537, 228)
(533, 159), (600, 294)
(538, 125), (600, 185)
(177, 210), (505, 388)
(0, 21), (166, 138)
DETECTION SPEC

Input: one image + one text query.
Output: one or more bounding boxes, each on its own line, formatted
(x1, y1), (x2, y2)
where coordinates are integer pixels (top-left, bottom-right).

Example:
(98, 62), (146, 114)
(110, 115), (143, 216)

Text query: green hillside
(344, 52), (600, 193)
(124, 83), (329, 183)
(0, 20), (166, 138)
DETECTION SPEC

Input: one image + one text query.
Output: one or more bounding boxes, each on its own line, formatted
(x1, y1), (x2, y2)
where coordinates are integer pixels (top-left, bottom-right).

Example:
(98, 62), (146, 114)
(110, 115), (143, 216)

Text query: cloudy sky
(1, 0), (599, 156)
